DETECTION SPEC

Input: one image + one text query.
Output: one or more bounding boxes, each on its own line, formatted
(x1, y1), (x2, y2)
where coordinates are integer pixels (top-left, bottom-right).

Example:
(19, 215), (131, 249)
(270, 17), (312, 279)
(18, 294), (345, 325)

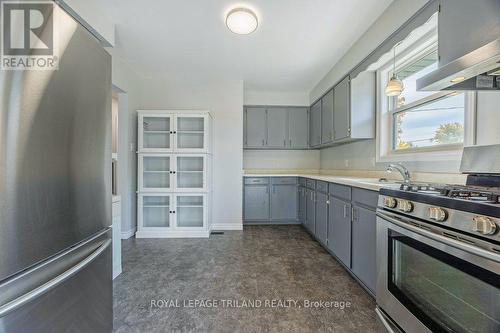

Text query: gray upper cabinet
(315, 192), (328, 246)
(244, 107), (267, 148)
(288, 107), (308, 148)
(243, 184), (269, 221)
(351, 204), (377, 293)
(270, 184), (298, 221)
(328, 197), (351, 267)
(321, 89), (334, 144)
(244, 106), (308, 150)
(333, 76), (350, 141)
(309, 101), (321, 147)
(266, 108), (288, 148)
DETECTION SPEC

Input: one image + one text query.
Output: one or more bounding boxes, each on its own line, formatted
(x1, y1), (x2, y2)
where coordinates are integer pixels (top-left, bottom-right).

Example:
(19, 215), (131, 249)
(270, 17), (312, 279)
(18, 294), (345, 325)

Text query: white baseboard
(210, 223), (243, 231)
(121, 228), (136, 239)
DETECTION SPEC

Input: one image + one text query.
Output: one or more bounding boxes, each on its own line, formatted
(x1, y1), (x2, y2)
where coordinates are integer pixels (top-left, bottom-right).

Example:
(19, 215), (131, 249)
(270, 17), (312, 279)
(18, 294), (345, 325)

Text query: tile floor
(113, 226), (377, 332)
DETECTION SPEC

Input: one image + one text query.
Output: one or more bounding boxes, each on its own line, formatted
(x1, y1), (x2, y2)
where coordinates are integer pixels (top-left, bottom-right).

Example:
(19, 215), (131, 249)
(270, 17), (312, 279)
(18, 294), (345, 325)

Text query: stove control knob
(472, 216), (497, 235)
(429, 207), (447, 222)
(383, 197), (397, 209)
(398, 200), (414, 213)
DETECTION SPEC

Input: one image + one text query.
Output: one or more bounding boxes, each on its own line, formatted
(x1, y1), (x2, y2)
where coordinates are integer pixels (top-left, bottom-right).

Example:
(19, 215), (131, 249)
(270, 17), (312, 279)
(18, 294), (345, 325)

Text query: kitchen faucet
(386, 163), (411, 184)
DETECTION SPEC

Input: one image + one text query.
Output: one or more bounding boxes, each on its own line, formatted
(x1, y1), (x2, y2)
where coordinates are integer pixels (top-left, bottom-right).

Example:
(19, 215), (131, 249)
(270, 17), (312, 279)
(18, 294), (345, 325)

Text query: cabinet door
(245, 107), (267, 148)
(298, 187), (307, 224)
(139, 114), (174, 152)
(305, 189), (316, 234)
(351, 205), (377, 293)
(315, 192), (328, 245)
(270, 184), (298, 221)
(321, 90), (334, 144)
(266, 108), (288, 148)
(175, 155), (206, 192)
(309, 101), (321, 147)
(138, 154), (173, 192)
(328, 197), (351, 267)
(333, 76), (351, 140)
(175, 194), (206, 228)
(244, 185), (269, 221)
(138, 194), (172, 229)
(175, 114), (208, 153)
(288, 107), (308, 148)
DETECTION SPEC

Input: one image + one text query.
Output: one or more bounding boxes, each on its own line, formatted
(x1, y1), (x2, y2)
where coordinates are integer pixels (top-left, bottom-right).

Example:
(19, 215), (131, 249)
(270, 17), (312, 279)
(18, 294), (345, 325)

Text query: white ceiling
(101, 0), (393, 92)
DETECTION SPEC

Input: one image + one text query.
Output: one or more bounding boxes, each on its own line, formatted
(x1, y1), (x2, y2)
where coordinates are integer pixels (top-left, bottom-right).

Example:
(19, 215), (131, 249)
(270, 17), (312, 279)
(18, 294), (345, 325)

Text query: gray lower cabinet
(315, 192), (328, 245)
(267, 108), (288, 148)
(244, 107), (267, 147)
(351, 204), (377, 293)
(288, 107), (309, 148)
(298, 186), (307, 224)
(305, 189), (316, 234)
(309, 101), (321, 147)
(321, 89), (334, 144)
(243, 184), (269, 221)
(270, 184), (298, 221)
(328, 197), (351, 267)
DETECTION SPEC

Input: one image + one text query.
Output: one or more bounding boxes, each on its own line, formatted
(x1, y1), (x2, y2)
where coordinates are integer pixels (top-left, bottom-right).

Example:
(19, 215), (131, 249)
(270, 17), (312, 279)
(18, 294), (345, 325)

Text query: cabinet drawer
(244, 177), (269, 185)
(352, 188), (378, 209)
(306, 179), (316, 189)
(271, 177), (297, 185)
(316, 181), (328, 193)
(329, 183), (351, 201)
(298, 177), (306, 186)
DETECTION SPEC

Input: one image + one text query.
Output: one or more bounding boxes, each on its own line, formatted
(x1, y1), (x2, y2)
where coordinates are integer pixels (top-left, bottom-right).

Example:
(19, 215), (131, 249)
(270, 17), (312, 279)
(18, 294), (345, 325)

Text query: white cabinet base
(136, 228), (210, 238)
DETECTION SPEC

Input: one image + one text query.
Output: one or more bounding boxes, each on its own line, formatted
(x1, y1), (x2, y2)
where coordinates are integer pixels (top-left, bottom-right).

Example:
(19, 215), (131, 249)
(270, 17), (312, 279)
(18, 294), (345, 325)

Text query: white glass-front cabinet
(138, 112), (211, 153)
(138, 154), (207, 192)
(137, 194), (208, 237)
(136, 110), (212, 238)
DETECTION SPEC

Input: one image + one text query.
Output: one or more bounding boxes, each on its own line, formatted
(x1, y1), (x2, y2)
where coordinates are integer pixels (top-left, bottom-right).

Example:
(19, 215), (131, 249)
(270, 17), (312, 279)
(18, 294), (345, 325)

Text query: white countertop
(244, 173), (400, 191)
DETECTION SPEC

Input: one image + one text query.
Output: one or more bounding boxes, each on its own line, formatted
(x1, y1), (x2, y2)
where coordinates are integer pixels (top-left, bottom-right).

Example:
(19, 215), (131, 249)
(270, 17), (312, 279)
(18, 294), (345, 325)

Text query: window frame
(375, 30), (476, 163)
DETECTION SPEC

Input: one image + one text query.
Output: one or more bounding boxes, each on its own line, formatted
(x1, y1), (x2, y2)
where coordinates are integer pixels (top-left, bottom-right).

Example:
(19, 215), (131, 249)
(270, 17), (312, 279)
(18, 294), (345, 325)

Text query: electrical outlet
(371, 157), (376, 167)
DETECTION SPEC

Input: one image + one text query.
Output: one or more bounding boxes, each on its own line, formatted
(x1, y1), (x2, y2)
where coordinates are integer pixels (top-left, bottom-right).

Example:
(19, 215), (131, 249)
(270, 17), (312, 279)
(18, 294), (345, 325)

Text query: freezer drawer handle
(0, 239), (111, 318)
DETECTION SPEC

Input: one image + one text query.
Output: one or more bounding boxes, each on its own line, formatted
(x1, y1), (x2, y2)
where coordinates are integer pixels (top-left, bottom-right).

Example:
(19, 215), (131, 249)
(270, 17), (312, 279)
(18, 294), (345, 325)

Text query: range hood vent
(417, 0), (500, 91)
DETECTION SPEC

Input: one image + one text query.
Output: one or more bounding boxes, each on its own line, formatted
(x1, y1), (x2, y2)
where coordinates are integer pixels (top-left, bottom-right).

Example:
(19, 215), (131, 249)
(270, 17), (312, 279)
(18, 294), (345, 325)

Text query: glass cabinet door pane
(143, 196), (170, 227)
(177, 156), (204, 189)
(177, 117), (204, 149)
(143, 156), (171, 189)
(176, 196), (203, 227)
(143, 117), (171, 149)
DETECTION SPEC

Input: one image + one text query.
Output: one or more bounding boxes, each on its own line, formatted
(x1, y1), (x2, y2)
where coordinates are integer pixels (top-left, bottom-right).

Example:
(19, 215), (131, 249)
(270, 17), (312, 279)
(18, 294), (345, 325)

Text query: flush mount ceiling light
(226, 7), (258, 34)
(450, 76), (466, 83)
(386, 42), (404, 97)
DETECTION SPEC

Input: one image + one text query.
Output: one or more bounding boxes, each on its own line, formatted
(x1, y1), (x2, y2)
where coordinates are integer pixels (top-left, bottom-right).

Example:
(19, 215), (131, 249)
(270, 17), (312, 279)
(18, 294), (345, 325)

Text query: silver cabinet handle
(343, 205), (347, 218)
(0, 238), (111, 317)
(289, 139), (292, 146)
(283, 139), (286, 147)
(262, 139), (265, 146)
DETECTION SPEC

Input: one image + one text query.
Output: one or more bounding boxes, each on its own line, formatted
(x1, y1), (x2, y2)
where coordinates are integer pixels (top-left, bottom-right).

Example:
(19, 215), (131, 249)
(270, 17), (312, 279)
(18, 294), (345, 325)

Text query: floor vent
(210, 231), (224, 235)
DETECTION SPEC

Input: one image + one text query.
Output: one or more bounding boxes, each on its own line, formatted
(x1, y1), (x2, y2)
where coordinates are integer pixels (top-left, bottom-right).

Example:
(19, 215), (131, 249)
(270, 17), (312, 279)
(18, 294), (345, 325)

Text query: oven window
(388, 232), (500, 333)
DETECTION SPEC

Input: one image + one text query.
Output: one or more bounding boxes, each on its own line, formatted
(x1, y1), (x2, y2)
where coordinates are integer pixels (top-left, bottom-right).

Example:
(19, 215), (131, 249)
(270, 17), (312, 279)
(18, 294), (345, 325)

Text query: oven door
(376, 210), (500, 333)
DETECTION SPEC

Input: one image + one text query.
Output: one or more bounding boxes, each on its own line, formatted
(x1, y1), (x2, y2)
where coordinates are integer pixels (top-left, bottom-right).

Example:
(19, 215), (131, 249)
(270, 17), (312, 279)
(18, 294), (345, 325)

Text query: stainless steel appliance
(0, 4), (112, 333)
(417, 0), (500, 91)
(376, 145), (500, 333)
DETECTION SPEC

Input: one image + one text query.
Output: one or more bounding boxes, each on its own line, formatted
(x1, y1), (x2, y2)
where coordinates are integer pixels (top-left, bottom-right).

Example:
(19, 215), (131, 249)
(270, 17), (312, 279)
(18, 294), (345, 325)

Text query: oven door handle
(375, 307), (402, 333)
(377, 210), (500, 264)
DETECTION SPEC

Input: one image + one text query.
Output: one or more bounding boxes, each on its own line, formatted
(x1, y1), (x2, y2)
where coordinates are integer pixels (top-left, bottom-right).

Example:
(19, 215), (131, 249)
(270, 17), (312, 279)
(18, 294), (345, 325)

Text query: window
(375, 17), (475, 162)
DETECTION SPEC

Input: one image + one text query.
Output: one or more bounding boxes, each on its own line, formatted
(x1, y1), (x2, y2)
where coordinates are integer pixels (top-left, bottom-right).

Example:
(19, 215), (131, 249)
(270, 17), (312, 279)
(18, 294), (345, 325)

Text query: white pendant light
(386, 43), (404, 97)
(226, 8), (258, 35)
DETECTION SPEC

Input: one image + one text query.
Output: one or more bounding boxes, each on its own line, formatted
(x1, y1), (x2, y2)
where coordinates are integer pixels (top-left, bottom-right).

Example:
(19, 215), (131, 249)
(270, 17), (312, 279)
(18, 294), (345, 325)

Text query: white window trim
(375, 32), (476, 164)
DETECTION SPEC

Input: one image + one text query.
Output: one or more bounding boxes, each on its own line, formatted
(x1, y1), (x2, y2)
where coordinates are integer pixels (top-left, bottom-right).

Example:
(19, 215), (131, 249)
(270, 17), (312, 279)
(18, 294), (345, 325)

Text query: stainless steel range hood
(417, 0), (500, 91)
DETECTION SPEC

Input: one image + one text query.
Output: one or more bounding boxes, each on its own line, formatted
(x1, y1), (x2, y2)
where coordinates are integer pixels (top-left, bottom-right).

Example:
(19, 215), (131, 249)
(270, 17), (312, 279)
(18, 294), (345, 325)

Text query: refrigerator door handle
(0, 238), (111, 318)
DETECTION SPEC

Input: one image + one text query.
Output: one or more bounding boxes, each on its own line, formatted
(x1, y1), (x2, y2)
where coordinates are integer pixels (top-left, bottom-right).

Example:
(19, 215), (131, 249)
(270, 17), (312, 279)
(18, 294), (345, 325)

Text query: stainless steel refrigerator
(0, 4), (112, 333)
